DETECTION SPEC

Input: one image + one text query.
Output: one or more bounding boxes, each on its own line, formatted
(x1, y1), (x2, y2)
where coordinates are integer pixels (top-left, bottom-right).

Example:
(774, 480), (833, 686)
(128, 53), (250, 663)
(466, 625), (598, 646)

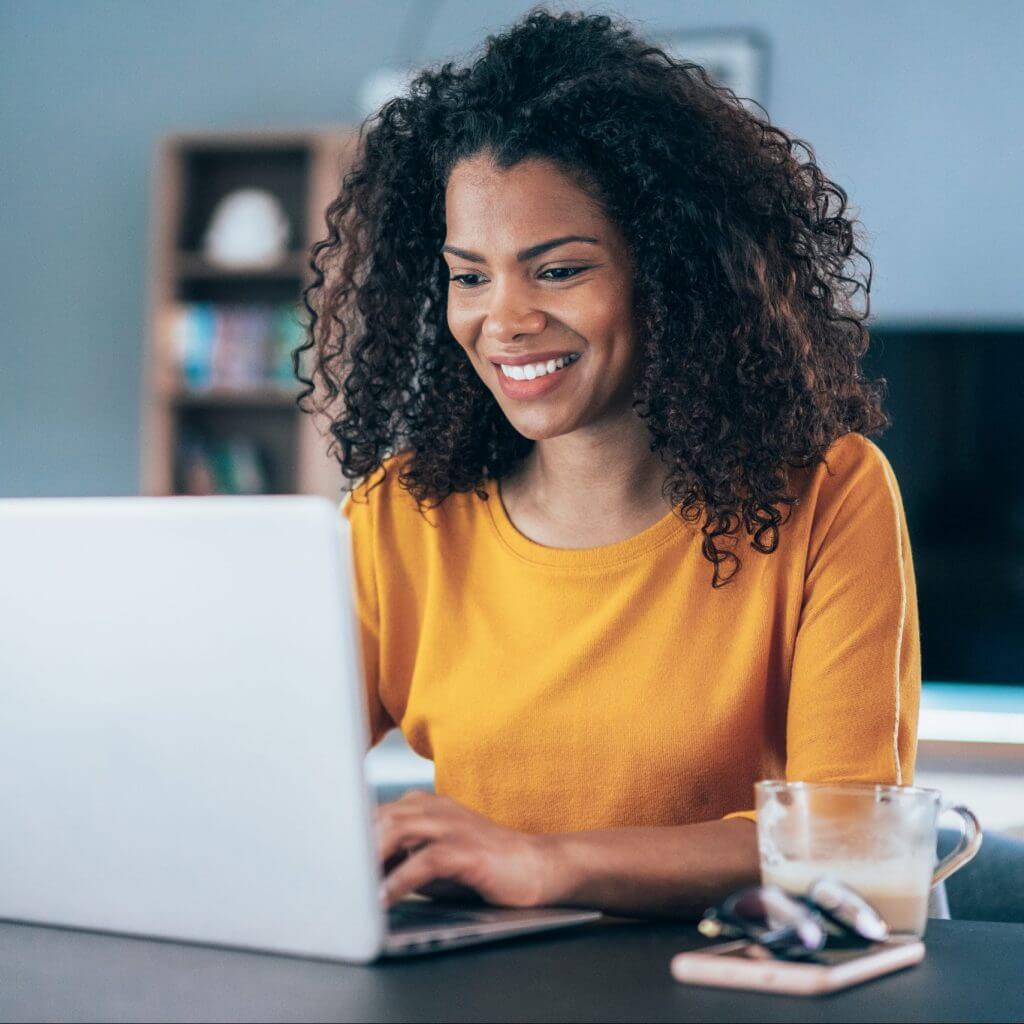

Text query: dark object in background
(864, 326), (1024, 686)
(939, 826), (1024, 924)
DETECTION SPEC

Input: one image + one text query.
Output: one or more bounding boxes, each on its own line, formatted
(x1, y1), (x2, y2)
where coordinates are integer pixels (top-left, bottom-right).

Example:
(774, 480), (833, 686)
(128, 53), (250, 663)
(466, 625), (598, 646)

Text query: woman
(296, 7), (920, 920)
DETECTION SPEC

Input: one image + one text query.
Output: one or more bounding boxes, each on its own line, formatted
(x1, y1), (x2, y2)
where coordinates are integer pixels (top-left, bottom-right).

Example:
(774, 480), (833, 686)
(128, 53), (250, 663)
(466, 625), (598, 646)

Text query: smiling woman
(295, 6), (920, 920)
(439, 157), (649, 493)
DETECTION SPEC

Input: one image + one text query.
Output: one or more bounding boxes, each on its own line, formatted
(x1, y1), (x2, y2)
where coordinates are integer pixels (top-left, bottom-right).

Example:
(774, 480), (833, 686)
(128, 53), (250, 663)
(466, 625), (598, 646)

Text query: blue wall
(2, 0), (1021, 496)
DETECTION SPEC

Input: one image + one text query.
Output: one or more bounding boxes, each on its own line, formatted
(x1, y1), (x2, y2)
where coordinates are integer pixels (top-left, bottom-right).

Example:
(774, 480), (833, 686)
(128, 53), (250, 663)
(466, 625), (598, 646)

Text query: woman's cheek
(445, 312), (472, 354)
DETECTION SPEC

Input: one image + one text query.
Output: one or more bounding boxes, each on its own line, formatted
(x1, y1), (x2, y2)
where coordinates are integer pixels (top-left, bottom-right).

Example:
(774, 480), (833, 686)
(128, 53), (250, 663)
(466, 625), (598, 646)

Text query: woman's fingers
(414, 877), (485, 904)
(381, 840), (428, 876)
(376, 807), (451, 865)
(380, 841), (469, 906)
(373, 795), (552, 909)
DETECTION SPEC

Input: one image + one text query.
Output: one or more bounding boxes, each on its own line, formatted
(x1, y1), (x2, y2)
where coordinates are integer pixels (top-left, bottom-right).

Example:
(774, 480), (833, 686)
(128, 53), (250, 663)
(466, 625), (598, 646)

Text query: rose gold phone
(670, 939), (925, 996)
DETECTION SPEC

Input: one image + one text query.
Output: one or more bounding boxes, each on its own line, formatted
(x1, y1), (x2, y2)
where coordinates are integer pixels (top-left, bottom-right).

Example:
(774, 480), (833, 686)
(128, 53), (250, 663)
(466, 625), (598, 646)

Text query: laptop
(0, 495), (600, 962)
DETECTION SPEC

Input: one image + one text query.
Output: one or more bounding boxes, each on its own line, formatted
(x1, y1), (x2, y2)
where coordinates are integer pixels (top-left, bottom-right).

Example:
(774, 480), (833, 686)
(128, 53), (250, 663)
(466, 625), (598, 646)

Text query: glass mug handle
(932, 803), (983, 887)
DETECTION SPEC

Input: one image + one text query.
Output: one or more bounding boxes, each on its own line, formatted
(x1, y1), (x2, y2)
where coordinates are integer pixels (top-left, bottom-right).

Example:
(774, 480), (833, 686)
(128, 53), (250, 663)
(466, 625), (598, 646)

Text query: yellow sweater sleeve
(724, 438), (921, 823)
(340, 486), (395, 749)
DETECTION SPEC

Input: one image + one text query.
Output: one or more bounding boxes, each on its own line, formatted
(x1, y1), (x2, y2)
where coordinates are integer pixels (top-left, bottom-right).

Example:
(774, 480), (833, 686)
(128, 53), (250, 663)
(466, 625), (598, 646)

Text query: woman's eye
(449, 273), (484, 287)
(539, 266), (587, 281)
(449, 266), (588, 288)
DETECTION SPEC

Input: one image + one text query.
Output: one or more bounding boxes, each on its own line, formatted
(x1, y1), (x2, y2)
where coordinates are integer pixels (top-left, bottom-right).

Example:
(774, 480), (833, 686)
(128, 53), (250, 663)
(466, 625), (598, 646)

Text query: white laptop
(0, 495), (600, 962)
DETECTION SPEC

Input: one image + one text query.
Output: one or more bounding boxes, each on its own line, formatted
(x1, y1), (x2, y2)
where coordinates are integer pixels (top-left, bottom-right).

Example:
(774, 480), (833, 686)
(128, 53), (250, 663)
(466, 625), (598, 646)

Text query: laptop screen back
(0, 495), (384, 962)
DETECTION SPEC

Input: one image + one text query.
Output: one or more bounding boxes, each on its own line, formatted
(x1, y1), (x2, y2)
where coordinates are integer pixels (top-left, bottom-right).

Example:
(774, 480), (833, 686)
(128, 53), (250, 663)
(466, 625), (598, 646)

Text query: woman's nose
(481, 283), (547, 343)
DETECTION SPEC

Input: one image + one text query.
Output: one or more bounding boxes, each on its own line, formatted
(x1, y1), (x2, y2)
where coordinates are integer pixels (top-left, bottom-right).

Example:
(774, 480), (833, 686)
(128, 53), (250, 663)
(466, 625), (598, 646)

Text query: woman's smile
(493, 351), (583, 399)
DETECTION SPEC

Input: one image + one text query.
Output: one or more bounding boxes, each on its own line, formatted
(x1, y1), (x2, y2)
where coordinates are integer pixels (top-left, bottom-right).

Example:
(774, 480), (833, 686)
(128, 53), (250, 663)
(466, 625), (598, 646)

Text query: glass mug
(755, 780), (982, 937)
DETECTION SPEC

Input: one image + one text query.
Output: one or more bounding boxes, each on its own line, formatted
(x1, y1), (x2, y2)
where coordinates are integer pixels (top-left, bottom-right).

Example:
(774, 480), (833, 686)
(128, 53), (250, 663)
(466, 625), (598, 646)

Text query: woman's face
(443, 152), (640, 442)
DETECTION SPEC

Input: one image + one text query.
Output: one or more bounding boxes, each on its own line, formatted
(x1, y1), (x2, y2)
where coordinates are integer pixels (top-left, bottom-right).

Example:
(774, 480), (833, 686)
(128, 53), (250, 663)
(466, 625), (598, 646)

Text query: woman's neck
(499, 417), (675, 548)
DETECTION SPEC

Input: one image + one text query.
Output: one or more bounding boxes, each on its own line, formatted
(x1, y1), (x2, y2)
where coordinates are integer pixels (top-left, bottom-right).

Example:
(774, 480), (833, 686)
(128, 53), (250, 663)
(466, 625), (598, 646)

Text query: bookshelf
(141, 127), (358, 501)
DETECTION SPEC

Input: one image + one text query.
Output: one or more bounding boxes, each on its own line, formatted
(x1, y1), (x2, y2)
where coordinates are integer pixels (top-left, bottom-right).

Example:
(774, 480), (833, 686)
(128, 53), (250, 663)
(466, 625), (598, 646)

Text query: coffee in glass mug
(755, 781), (981, 937)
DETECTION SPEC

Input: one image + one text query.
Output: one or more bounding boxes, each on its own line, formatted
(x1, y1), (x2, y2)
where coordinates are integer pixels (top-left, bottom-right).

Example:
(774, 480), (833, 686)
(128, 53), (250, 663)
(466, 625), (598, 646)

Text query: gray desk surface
(1, 917), (1022, 1023)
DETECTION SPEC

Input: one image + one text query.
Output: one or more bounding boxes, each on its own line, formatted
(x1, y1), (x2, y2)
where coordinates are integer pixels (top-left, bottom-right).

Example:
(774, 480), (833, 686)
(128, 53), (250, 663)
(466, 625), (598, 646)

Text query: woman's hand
(375, 791), (560, 909)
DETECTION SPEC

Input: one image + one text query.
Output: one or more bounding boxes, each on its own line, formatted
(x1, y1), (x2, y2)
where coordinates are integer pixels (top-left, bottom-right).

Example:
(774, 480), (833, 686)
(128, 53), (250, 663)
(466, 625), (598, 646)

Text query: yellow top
(340, 431), (920, 833)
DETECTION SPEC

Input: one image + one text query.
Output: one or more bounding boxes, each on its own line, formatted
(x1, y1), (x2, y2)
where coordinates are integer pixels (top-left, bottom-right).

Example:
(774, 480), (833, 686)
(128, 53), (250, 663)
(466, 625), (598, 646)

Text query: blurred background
(2, 1), (1021, 830)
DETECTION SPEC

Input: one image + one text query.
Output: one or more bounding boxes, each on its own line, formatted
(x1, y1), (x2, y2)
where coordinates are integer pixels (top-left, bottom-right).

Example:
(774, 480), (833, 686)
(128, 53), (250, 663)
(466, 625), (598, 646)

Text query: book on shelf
(177, 432), (272, 495)
(169, 301), (308, 392)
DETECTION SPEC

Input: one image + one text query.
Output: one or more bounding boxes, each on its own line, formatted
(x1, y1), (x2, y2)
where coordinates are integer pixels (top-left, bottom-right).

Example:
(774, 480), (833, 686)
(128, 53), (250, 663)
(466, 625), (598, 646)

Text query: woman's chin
(506, 414), (581, 442)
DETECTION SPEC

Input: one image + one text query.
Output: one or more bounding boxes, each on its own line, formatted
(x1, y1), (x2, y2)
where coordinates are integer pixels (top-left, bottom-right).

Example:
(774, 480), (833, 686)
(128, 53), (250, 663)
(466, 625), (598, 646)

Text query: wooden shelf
(172, 385), (301, 408)
(176, 251), (310, 280)
(141, 127), (359, 499)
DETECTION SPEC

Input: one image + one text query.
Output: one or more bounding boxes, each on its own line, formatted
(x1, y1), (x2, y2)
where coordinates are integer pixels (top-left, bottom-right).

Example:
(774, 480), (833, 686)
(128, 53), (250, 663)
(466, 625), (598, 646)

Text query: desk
(1, 918), (1021, 1023)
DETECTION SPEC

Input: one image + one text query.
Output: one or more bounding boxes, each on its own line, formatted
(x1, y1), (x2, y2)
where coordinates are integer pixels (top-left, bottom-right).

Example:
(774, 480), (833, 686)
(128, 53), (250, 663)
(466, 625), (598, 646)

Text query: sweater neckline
(483, 475), (694, 568)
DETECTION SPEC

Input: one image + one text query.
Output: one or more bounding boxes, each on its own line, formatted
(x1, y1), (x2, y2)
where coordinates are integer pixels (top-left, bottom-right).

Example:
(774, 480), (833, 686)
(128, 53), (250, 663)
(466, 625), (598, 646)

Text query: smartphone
(670, 938), (925, 996)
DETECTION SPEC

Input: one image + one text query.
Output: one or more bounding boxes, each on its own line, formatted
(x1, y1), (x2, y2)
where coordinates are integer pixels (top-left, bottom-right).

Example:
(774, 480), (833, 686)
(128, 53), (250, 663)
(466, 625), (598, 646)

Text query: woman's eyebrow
(440, 235), (600, 264)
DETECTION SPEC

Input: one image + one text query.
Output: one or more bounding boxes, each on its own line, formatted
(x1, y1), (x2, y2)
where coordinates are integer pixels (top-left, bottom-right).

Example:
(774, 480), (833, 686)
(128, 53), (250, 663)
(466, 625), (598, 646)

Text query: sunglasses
(698, 878), (890, 962)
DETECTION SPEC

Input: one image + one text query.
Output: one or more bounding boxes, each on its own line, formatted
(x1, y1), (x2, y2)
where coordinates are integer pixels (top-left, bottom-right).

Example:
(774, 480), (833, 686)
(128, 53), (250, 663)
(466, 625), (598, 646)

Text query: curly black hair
(295, 5), (889, 588)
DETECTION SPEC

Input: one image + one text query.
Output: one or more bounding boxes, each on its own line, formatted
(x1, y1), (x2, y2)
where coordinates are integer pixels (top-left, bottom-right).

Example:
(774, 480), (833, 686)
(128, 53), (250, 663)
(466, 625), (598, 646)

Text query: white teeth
(500, 353), (579, 380)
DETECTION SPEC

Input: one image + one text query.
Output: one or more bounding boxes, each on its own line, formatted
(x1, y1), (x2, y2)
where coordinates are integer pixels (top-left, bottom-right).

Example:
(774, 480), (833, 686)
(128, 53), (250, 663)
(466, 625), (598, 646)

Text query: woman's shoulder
(338, 449), (483, 538)
(339, 449), (415, 520)
(794, 431), (899, 503)
(787, 431), (906, 555)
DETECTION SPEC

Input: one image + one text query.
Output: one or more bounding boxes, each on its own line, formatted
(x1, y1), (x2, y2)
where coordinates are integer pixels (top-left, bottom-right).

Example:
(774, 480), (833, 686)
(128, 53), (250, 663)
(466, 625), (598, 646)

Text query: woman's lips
(494, 355), (581, 399)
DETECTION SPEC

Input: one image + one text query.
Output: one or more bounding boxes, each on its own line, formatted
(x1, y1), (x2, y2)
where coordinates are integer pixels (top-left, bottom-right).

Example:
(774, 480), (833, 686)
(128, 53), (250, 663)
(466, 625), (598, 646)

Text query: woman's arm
(540, 817), (759, 918)
(377, 793), (759, 919)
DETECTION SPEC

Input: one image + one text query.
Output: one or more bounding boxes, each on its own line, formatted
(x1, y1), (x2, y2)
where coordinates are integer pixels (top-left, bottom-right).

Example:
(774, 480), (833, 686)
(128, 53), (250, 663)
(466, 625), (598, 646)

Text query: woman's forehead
(444, 157), (614, 251)
(447, 155), (601, 213)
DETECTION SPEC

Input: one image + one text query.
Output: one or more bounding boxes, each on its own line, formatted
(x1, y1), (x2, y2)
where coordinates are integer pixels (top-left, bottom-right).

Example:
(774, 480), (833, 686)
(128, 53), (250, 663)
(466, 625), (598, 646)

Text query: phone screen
(709, 939), (898, 967)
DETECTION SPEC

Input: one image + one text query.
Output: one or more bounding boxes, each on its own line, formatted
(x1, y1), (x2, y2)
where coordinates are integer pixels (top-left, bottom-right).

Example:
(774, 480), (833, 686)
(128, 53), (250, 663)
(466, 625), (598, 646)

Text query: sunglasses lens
(723, 886), (827, 952)
(728, 889), (771, 927)
(760, 887), (827, 951)
(807, 877), (889, 942)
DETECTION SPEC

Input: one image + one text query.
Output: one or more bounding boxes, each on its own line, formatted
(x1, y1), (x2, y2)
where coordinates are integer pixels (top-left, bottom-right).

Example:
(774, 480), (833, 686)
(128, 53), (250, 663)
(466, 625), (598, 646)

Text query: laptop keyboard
(387, 901), (487, 933)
